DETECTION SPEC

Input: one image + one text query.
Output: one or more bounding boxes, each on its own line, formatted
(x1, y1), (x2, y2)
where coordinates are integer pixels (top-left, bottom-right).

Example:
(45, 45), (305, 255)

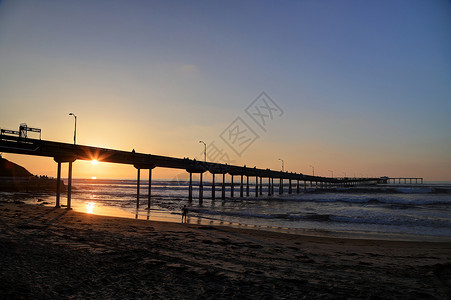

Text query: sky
(0, 0), (450, 181)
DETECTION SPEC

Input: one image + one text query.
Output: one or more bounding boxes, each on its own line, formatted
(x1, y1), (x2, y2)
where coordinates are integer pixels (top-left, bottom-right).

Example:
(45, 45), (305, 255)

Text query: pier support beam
(279, 178), (283, 194)
(271, 178), (274, 195)
(255, 176), (258, 197)
(288, 179), (292, 194)
(136, 168), (141, 209)
(211, 174), (215, 201)
(135, 164), (156, 210)
(230, 175), (234, 198)
(189, 172), (193, 202)
(296, 180), (300, 194)
(148, 169), (152, 210)
(246, 176), (249, 196)
(199, 172), (203, 205)
(54, 157), (76, 209)
(240, 175), (244, 197)
(67, 161), (73, 209)
(304, 180), (307, 192)
(56, 161), (62, 208)
(222, 173), (226, 200)
(268, 178), (271, 196)
(260, 177), (263, 196)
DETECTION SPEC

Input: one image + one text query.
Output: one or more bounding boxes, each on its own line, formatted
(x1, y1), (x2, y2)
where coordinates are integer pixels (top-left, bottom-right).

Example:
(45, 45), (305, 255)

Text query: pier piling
(56, 161), (61, 208)
(211, 173), (215, 200)
(255, 176), (258, 197)
(189, 172), (193, 202)
(260, 177), (263, 196)
(148, 169), (152, 209)
(67, 161), (72, 209)
(268, 177), (271, 196)
(231, 175), (234, 198)
(222, 173), (226, 200)
(279, 178), (283, 194)
(246, 176), (249, 197)
(240, 175), (244, 197)
(136, 168), (140, 209)
(271, 178), (274, 195)
(199, 172), (203, 204)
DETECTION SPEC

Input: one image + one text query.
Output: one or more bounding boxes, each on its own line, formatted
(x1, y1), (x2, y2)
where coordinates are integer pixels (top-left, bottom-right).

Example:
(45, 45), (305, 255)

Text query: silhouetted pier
(1, 134), (389, 209)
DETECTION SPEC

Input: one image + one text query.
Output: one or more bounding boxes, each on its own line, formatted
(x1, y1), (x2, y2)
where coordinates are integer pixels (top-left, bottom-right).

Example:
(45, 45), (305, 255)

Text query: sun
(91, 159), (98, 165)
(91, 176), (97, 180)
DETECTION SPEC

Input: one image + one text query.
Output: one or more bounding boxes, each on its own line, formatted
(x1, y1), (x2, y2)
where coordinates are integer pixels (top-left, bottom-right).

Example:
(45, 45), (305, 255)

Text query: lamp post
(278, 158), (284, 172)
(199, 141), (206, 162)
(69, 113), (77, 144)
(310, 165), (315, 176)
(328, 170), (333, 178)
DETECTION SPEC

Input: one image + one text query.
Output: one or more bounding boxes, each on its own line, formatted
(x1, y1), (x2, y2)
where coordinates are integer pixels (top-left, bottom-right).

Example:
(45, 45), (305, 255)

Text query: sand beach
(1, 202), (450, 299)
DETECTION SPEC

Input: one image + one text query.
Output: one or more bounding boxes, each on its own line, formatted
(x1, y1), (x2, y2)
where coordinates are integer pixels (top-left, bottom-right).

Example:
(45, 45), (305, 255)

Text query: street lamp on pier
(328, 170), (334, 178)
(69, 113), (77, 144)
(310, 165), (315, 176)
(199, 141), (206, 162)
(278, 158), (284, 172)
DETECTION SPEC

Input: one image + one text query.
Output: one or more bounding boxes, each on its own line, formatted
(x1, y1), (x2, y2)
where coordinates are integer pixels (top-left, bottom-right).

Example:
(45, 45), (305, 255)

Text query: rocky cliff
(0, 157), (65, 192)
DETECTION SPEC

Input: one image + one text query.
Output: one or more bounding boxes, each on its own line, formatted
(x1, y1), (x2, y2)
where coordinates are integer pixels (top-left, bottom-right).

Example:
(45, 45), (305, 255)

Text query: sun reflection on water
(86, 202), (95, 214)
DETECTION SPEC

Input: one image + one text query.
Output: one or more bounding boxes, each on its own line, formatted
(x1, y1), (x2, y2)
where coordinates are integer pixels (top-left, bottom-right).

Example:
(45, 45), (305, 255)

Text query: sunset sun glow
(86, 202), (95, 214)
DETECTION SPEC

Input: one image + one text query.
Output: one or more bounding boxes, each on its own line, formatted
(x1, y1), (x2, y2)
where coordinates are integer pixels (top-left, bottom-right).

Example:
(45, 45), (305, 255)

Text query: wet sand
(1, 202), (450, 299)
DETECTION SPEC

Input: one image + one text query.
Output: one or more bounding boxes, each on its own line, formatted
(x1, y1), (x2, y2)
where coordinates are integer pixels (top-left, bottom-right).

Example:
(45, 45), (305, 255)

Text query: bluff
(0, 157), (33, 177)
(0, 156), (65, 192)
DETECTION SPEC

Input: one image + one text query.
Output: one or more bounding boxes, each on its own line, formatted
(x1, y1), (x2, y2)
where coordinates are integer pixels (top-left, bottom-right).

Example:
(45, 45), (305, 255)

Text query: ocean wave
(188, 208), (451, 229)
(279, 196), (451, 206)
(72, 188), (451, 207)
(394, 187), (436, 194)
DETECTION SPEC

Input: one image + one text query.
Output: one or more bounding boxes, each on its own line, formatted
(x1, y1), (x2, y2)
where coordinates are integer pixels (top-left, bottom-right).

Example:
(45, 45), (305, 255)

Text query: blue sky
(0, 0), (450, 180)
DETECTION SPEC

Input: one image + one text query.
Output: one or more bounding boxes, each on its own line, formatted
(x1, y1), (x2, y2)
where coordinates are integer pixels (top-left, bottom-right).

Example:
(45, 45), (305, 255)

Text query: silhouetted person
(182, 205), (188, 223)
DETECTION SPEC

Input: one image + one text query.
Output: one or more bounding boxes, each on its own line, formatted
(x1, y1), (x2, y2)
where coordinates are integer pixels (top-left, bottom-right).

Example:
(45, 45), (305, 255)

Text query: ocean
(2, 179), (451, 242)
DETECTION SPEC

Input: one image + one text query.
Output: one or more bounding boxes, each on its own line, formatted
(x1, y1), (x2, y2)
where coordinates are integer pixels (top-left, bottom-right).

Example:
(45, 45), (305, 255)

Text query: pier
(1, 133), (387, 209)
